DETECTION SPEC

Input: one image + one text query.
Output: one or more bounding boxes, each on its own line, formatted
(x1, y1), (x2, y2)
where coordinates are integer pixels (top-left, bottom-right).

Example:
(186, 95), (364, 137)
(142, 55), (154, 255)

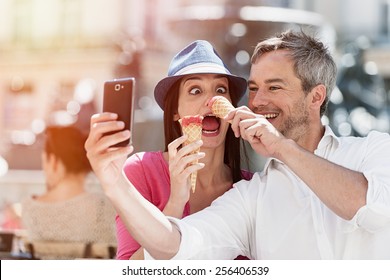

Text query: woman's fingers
(86, 113), (133, 166)
(87, 113), (118, 145)
(180, 162), (205, 179)
(168, 137), (204, 183)
(175, 140), (203, 159)
(170, 152), (205, 175)
(168, 136), (203, 165)
(86, 113), (131, 151)
(168, 135), (187, 161)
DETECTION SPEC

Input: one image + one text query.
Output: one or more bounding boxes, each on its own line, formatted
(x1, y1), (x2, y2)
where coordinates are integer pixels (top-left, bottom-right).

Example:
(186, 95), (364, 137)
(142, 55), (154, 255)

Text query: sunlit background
(1, 0), (390, 227)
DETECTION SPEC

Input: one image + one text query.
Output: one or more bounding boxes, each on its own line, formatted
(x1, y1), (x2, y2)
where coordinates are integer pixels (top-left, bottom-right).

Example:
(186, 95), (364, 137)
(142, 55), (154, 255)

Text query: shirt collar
(262, 125), (341, 172)
(317, 125), (340, 150)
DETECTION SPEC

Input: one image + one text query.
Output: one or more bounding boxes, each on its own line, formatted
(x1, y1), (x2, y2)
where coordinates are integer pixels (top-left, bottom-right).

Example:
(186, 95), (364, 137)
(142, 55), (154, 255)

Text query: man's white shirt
(146, 126), (390, 259)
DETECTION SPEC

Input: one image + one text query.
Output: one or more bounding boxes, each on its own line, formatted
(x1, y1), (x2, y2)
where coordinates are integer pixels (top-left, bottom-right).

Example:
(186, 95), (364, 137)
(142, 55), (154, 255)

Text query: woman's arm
(107, 173), (181, 259)
(129, 248), (144, 260)
(85, 113), (204, 259)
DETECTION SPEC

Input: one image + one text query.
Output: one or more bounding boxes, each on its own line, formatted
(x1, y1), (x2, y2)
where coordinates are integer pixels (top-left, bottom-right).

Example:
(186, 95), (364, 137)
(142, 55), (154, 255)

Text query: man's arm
(277, 139), (367, 220)
(227, 109), (368, 220)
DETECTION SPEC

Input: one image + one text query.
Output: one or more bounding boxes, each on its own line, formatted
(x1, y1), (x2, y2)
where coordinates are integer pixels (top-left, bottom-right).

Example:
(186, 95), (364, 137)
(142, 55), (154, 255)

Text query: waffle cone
(208, 96), (235, 118)
(179, 116), (203, 193)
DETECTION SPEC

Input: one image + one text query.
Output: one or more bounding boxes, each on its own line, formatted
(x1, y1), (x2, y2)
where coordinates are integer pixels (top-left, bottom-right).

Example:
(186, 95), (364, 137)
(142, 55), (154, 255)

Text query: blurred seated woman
(21, 126), (116, 259)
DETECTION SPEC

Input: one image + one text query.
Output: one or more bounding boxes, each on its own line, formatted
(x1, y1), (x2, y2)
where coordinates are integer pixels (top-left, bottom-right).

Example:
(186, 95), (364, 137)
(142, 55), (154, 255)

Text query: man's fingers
(227, 107), (258, 138)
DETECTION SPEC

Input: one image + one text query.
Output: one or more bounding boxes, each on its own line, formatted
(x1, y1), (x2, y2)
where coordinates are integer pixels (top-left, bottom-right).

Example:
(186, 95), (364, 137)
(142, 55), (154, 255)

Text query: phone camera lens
(115, 84), (121, 91)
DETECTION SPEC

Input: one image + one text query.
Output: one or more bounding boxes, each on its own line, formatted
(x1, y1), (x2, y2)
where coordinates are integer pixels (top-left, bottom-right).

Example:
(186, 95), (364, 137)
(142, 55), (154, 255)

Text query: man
(85, 31), (390, 259)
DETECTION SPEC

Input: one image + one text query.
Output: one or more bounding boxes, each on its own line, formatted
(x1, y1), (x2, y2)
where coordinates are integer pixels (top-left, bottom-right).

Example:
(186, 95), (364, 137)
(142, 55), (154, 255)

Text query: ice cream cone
(178, 115), (203, 193)
(208, 96), (235, 118)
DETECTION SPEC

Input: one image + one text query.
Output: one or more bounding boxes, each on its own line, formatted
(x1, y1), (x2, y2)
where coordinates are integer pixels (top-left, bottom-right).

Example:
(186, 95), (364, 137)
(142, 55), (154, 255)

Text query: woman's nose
(204, 92), (217, 107)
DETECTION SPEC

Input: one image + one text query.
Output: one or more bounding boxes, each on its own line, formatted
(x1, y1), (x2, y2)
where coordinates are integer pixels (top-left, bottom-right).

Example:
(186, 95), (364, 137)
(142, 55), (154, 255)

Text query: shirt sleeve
(145, 176), (261, 260)
(351, 131), (390, 232)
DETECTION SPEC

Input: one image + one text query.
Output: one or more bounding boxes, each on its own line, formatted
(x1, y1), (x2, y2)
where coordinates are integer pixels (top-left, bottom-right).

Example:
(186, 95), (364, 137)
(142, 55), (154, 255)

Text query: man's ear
(310, 84), (327, 111)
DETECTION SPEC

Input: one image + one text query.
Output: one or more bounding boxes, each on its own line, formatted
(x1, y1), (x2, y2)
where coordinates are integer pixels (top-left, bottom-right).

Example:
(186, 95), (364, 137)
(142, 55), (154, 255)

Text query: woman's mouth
(202, 115), (220, 137)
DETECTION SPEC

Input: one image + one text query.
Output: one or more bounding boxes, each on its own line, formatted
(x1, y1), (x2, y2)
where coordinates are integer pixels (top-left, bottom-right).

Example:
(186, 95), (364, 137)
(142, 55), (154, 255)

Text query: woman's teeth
(202, 129), (218, 134)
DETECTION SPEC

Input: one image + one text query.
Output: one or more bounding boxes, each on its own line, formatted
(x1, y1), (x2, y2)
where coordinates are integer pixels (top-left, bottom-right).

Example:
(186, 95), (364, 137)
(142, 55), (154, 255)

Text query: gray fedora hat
(154, 40), (247, 109)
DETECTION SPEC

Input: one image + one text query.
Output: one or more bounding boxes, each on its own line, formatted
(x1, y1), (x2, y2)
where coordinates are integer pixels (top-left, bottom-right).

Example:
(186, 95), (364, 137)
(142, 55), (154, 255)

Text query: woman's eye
(216, 86), (227, 94)
(189, 87), (202, 95)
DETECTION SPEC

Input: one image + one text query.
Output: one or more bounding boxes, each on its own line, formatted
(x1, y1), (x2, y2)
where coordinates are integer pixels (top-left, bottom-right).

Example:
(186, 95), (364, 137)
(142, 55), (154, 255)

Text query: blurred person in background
(85, 40), (252, 259)
(21, 125), (116, 258)
(85, 31), (390, 260)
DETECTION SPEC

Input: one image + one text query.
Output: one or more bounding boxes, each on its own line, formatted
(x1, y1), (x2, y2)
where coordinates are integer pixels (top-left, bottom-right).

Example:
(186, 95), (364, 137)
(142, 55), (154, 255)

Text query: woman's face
(175, 73), (232, 148)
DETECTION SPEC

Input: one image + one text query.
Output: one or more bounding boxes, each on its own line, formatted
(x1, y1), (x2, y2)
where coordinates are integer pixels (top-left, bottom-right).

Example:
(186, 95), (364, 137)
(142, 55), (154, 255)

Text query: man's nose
(250, 90), (269, 108)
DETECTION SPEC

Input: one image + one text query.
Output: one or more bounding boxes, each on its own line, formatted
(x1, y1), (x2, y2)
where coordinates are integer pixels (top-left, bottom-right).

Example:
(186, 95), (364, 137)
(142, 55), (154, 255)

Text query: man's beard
(279, 100), (310, 142)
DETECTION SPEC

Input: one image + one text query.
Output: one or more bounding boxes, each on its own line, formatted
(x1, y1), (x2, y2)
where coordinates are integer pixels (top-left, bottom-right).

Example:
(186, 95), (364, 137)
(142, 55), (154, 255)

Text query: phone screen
(103, 77), (135, 147)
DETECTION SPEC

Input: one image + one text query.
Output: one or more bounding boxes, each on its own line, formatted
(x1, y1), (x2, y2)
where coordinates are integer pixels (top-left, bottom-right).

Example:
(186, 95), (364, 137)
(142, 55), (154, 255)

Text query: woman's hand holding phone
(85, 77), (135, 192)
(85, 112), (133, 193)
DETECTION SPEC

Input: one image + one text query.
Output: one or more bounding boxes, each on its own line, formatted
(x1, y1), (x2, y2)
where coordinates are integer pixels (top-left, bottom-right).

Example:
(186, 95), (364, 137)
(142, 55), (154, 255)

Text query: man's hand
(226, 107), (286, 159)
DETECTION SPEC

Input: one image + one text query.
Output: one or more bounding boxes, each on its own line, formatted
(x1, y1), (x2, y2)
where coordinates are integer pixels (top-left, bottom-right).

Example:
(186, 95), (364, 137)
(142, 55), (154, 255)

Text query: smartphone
(103, 77), (135, 147)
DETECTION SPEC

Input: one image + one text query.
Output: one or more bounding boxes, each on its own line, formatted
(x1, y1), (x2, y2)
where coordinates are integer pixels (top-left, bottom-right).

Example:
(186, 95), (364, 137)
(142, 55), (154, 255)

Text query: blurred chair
(0, 232), (14, 253)
(0, 230), (35, 259)
(23, 240), (117, 259)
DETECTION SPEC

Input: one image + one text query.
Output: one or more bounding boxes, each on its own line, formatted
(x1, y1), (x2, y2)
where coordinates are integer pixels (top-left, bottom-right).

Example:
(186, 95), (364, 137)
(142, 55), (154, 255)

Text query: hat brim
(154, 73), (247, 110)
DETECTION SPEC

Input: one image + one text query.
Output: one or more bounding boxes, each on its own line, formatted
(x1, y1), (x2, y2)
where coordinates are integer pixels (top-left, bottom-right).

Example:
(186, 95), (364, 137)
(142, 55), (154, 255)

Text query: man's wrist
(274, 138), (299, 163)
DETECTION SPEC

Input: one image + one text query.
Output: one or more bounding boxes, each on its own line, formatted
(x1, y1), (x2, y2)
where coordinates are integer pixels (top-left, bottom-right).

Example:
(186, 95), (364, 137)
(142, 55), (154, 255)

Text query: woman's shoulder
(80, 191), (108, 202)
(82, 192), (116, 216)
(21, 196), (51, 210)
(124, 151), (166, 169)
(240, 169), (254, 180)
(123, 151), (168, 180)
(123, 151), (170, 197)
(22, 192), (104, 209)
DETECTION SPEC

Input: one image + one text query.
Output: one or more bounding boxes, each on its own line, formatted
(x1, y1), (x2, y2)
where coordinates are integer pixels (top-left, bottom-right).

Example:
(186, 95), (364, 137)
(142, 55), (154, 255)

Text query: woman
(86, 40), (251, 259)
(22, 126), (116, 259)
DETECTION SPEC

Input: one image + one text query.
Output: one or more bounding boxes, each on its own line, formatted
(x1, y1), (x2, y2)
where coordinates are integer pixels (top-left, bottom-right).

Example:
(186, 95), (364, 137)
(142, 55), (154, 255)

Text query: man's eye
(269, 86), (280, 91)
(216, 86), (227, 94)
(189, 87), (202, 95)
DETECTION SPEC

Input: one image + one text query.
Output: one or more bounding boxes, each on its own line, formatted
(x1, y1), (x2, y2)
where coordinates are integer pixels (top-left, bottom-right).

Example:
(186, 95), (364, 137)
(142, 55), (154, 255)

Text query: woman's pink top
(116, 151), (252, 259)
